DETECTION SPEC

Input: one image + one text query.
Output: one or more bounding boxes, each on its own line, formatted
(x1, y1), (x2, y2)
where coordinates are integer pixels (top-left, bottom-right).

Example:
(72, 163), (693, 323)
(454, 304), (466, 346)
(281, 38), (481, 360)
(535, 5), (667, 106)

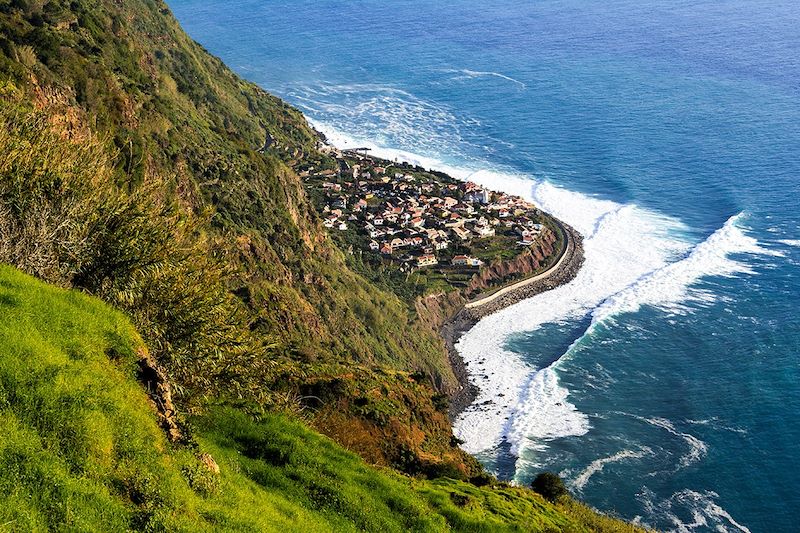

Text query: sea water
(168, 1), (800, 530)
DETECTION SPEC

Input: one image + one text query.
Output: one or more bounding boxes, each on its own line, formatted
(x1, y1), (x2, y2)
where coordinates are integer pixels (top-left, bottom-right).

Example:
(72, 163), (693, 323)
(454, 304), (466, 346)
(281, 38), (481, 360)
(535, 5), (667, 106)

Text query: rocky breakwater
(417, 220), (585, 419)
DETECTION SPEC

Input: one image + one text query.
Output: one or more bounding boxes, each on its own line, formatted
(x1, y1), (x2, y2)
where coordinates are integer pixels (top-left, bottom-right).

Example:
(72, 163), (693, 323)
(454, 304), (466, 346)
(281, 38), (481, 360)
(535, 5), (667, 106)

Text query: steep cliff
(0, 0), (465, 473)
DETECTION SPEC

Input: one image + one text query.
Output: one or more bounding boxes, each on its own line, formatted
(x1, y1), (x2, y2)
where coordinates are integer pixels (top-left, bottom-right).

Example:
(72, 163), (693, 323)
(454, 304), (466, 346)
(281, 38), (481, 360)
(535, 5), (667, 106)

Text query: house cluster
(311, 155), (546, 269)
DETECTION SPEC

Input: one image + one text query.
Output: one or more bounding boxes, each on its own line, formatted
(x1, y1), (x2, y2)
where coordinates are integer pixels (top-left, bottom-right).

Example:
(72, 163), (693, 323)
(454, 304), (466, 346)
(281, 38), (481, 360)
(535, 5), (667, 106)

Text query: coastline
(446, 221), (584, 420)
(311, 128), (586, 422)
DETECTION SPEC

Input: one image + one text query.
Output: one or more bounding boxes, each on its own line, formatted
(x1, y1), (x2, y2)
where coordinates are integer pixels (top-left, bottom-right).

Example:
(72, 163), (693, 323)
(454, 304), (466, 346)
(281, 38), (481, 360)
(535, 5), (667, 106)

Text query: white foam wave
(570, 447), (653, 491)
(643, 417), (708, 469)
(777, 238), (800, 247)
(439, 68), (527, 88)
(591, 213), (773, 322)
(639, 488), (751, 533)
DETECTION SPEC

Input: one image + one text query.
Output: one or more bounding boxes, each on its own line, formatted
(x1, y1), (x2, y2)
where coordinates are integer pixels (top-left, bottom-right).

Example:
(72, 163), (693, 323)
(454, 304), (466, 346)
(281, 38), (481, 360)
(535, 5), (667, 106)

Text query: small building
(417, 254), (438, 267)
(475, 225), (495, 237)
(452, 255), (483, 267)
(452, 226), (472, 241)
(464, 189), (490, 204)
(380, 243), (393, 255)
(369, 240), (380, 251)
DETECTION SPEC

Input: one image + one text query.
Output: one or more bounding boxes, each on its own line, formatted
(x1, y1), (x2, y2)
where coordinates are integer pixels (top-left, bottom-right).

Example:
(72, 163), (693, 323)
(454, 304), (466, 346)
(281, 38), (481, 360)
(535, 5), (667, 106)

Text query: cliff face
(466, 229), (557, 298)
(416, 229), (558, 337)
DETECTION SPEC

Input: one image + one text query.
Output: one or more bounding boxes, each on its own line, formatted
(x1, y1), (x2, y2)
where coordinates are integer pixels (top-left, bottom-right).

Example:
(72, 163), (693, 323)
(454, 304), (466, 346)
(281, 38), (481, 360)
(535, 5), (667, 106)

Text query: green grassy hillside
(0, 0), (466, 473)
(0, 265), (641, 532)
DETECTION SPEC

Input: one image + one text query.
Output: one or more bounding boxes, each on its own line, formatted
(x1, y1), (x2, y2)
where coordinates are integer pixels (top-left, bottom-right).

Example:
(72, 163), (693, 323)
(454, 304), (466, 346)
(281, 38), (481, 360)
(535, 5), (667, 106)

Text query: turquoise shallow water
(169, 1), (800, 530)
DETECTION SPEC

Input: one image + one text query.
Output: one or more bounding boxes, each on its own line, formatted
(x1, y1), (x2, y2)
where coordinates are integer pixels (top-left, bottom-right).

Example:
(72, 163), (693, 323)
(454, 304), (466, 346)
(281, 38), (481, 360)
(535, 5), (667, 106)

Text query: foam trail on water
(686, 417), (747, 435)
(570, 447), (653, 492)
(438, 68), (528, 88)
(642, 417), (708, 469)
(639, 488), (752, 533)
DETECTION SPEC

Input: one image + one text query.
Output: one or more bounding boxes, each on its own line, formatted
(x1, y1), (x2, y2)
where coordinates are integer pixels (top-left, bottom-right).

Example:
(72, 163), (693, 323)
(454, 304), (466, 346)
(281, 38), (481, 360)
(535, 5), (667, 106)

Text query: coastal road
(464, 221), (572, 310)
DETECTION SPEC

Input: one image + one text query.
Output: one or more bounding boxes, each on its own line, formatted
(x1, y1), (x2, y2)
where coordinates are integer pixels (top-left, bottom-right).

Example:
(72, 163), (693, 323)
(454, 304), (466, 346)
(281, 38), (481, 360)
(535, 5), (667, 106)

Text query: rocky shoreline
(446, 221), (584, 420)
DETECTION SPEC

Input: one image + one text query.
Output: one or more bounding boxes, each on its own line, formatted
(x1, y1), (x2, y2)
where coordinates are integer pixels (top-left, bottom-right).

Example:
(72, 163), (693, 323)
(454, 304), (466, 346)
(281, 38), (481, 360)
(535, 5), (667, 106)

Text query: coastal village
(301, 146), (550, 278)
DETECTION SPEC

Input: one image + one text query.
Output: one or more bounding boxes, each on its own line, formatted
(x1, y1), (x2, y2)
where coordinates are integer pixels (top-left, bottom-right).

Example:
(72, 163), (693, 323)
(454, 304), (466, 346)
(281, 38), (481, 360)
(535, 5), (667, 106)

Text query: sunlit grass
(0, 265), (643, 532)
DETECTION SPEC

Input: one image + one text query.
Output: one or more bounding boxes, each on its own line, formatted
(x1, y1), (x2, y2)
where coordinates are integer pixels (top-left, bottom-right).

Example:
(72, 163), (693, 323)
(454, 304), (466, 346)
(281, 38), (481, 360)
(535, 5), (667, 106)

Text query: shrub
(0, 102), (266, 404)
(531, 472), (568, 502)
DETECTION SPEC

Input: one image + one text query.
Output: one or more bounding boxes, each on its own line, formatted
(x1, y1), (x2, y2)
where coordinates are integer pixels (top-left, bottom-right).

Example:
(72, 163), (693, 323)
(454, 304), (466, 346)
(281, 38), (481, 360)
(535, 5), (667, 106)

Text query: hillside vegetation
(0, 0), (467, 473)
(0, 0), (644, 530)
(0, 265), (642, 532)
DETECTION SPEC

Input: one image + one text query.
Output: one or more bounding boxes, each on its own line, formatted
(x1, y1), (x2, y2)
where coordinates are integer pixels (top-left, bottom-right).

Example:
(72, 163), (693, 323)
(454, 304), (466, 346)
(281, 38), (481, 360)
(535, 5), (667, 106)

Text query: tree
(531, 472), (568, 502)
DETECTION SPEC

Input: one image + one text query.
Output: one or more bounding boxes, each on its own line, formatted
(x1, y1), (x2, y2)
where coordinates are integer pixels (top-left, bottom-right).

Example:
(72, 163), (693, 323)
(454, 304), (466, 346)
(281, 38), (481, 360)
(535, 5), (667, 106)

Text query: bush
(531, 472), (568, 502)
(0, 102), (266, 404)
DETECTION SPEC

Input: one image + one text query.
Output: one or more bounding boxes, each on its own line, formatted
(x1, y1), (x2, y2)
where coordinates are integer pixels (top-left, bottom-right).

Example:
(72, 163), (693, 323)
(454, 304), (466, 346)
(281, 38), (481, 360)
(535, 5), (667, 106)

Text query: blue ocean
(168, 1), (800, 530)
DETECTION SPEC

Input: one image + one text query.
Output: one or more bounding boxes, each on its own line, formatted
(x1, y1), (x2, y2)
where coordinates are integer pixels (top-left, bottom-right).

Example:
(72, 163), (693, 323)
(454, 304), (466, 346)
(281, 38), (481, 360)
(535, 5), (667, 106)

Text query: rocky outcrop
(198, 452), (221, 474)
(136, 348), (185, 443)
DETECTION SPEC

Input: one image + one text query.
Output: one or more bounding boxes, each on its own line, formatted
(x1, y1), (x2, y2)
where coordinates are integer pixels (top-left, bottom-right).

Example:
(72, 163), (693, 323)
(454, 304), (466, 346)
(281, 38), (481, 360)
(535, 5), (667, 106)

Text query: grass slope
(0, 0), (472, 472)
(0, 264), (642, 532)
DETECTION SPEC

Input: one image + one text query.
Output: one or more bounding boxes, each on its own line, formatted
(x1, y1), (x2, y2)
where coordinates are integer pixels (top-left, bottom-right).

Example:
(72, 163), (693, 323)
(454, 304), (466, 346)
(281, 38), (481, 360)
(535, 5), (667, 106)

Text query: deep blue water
(168, 1), (800, 530)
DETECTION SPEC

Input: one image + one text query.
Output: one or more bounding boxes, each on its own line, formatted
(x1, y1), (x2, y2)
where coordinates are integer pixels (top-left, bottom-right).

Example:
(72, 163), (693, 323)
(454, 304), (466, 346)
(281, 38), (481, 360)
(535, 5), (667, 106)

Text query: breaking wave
(289, 83), (475, 161)
(638, 488), (752, 533)
(452, 197), (774, 466)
